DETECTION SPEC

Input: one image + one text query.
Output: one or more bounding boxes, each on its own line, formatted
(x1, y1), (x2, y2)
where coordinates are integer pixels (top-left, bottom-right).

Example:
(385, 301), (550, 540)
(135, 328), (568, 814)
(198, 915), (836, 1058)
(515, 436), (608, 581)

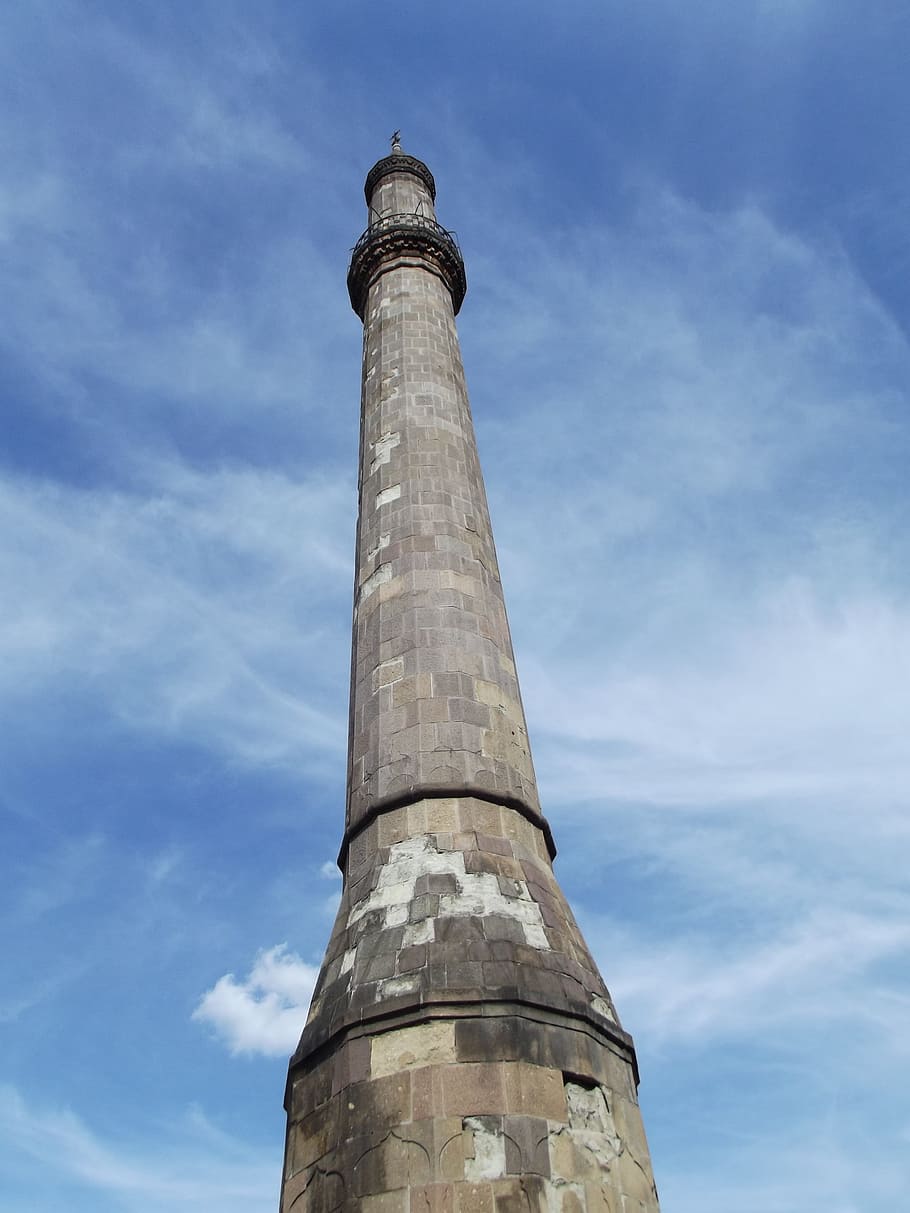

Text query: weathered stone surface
(343, 155), (543, 844)
(293, 805), (628, 1066)
(278, 148), (660, 1212)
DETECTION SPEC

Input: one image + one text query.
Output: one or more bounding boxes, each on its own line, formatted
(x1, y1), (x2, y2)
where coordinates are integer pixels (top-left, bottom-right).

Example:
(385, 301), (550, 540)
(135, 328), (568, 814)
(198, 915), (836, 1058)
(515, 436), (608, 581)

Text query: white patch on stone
(566, 1083), (610, 1133)
(591, 994), (617, 1023)
(543, 1180), (586, 1212)
(370, 432), (400, 473)
(340, 948), (356, 975)
(378, 976), (419, 999)
(375, 483), (401, 509)
(385, 903), (409, 928)
(402, 918), (435, 946)
(373, 658), (403, 689)
(345, 834), (552, 952)
(360, 563), (392, 600)
(367, 534), (390, 562)
(463, 1117), (506, 1181)
(523, 923), (551, 949)
(437, 873), (551, 951)
(561, 1082), (622, 1167)
(368, 880), (414, 911)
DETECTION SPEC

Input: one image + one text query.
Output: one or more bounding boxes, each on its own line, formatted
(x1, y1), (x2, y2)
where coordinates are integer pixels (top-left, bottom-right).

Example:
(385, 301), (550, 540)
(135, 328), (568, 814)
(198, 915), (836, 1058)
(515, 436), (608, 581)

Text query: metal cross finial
(390, 130), (402, 152)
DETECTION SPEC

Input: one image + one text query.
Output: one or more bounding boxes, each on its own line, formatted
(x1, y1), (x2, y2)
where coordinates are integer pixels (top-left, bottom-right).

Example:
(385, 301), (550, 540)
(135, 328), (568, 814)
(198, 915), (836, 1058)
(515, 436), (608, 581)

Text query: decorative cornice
(286, 997), (639, 1102)
(347, 212), (467, 318)
(364, 153), (436, 204)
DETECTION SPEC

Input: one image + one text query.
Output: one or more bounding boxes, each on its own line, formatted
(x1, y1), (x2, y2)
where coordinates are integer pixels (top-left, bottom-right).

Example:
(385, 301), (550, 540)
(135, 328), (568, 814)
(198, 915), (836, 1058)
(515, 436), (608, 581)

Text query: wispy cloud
(0, 10), (351, 434)
(193, 944), (317, 1056)
(0, 461), (352, 774)
(1, 7), (907, 1212)
(526, 580), (910, 808)
(0, 1085), (276, 1212)
(590, 906), (910, 1049)
(451, 178), (910, 826)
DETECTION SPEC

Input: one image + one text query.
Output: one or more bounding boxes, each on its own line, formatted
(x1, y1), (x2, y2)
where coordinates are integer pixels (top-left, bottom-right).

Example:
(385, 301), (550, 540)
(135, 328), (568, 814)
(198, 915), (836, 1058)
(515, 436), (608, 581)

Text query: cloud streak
(0, 460), (352, 775)
(0, 1085), (276, 1213)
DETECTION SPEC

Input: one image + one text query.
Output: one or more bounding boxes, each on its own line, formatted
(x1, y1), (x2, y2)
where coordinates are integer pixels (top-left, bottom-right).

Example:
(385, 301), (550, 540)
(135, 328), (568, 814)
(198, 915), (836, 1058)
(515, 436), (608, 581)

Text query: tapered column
(343, 151), (543, 855)
(279, 148), (660, 1213)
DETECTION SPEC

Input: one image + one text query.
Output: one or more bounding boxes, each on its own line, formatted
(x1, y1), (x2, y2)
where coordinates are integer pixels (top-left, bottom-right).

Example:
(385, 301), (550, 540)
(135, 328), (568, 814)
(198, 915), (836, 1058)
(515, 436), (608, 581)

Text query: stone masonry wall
(295, 799), (623, 1061)
(282, 1019), (659, 1213)
(371, 168), (437, 221)
(347, 249), (541, 837)
(282, 799), (659, 1213)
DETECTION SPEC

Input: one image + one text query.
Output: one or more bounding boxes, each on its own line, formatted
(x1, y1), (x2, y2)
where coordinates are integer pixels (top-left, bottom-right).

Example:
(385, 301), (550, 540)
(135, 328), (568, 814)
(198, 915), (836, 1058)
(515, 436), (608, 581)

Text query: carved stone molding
(347, 212), (467, 317)
(364, 152), (437, 204)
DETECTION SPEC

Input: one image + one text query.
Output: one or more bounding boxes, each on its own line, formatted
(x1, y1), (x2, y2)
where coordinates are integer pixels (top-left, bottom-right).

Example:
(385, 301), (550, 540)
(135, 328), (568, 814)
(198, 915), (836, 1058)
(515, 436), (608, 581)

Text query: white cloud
(193, 945), (317, 1056)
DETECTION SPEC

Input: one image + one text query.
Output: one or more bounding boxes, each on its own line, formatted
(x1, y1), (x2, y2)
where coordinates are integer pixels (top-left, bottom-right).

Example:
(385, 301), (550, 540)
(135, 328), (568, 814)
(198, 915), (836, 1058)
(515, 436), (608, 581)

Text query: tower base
(280, 799), (660, 1213)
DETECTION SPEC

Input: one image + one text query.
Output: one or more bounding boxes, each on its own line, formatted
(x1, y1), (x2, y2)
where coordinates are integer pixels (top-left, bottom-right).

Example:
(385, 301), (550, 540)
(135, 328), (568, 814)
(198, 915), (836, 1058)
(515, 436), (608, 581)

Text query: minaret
(279, 141), (660, 1213)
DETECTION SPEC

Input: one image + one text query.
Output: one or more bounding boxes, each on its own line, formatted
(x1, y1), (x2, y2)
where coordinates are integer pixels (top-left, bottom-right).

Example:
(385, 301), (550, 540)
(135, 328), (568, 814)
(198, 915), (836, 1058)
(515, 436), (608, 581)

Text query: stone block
(559, 1187), (587, 1213)
(288, 1056), (322, 1109)
(372, 1022), (457, 1078)
(503, 1063), (568, 1123)
(435, 1115), (467, 1180)
(290, 1105), (332, 1170)
(331, 1038), (365, 1096)
(379, 808), (410, 847)
(611, 1096), (652, 1162)
(362, 1190), (409, 1213)
(411, 1065), (442, 1121)
(410, 894), (440, 922)
(462, 800), (502, 837)
(490, 1176), (542, 1213)
(424, 800), (461, 832)
(411, 1184), (455, 1213)
(348, 1071), (412, 1130)
(616, 1143), (658, 1205)
(415, 873), (459, 895)
(397, 943), (428, 973)
(408, 802), (429, 833)
(481, 961), (519, 994)
(584, 1183), (619, 1213)
(454, 1183), (495, 1213)
(502, 1116), (550, 1177)
(442, 1063), (506, 1116)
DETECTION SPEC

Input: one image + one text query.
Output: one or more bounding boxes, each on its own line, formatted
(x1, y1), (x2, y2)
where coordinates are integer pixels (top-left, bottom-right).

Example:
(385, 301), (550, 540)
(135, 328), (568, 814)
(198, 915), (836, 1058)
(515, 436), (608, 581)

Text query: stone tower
(279, 143), (661, 1213)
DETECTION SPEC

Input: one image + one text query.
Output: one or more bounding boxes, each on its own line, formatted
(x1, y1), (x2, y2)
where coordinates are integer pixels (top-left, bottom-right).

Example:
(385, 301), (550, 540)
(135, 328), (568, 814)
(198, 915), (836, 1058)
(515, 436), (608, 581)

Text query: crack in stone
(286, 1163), (347, 1213)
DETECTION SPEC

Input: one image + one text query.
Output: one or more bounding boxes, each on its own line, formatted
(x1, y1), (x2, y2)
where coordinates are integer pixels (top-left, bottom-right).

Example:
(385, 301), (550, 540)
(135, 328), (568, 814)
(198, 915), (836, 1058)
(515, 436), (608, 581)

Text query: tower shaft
(280, 151), (660, 1213)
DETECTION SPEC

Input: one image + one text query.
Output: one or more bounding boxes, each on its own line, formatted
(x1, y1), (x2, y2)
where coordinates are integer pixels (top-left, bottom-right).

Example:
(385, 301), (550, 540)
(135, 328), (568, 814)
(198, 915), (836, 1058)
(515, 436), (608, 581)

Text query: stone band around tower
(347, 211), (467, 319)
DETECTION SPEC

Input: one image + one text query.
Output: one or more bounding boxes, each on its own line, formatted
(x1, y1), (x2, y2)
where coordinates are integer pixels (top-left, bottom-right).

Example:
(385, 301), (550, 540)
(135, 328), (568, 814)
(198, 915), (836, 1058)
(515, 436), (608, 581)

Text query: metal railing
(350, 212), (462, 259)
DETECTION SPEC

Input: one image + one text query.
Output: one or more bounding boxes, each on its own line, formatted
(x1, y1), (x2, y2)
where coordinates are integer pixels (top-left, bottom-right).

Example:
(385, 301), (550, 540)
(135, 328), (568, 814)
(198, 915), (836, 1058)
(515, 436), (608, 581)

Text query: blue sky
(2, 2), (908, 1210)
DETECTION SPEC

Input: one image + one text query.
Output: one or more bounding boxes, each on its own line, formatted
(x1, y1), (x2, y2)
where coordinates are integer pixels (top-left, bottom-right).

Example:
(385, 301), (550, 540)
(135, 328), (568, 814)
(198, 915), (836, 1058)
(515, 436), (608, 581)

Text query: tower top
(349, 146), (465, 323)
(363, 146), (436, 204)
